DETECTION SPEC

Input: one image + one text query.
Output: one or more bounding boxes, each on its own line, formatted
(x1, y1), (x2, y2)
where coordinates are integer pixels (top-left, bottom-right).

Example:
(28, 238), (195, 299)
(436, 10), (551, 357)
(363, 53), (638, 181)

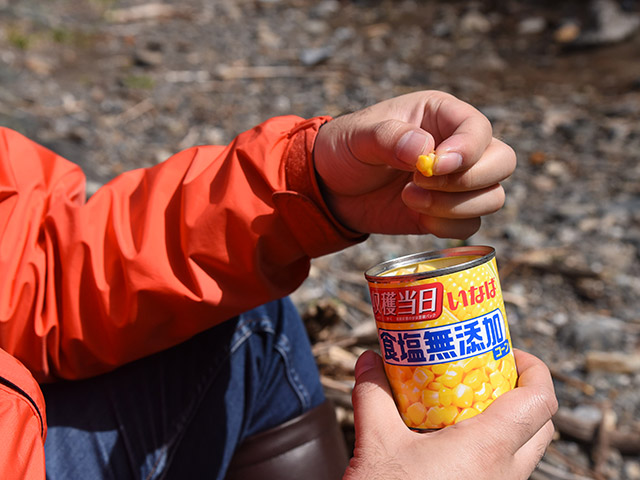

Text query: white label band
(378, 308), (510, 366)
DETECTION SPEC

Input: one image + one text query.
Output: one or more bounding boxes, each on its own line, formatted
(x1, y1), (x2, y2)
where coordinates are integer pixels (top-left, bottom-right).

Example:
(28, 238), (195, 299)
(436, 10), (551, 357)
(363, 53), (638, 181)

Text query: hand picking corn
(365, 246), (518, 431)
(416, 152), (436, 177)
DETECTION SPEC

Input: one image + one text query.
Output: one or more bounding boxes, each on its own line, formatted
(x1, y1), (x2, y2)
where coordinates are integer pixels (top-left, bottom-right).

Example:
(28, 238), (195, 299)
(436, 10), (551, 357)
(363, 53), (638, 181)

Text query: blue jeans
(41, 298), (325, 479)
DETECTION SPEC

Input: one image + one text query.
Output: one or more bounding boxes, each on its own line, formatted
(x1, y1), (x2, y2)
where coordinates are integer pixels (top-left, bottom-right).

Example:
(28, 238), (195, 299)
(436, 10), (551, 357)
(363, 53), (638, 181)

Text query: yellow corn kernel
(396, 393), (410, 412)
(393, 267), (417, 276)
(452, 383), (474, 408)
(473, 382), (492, 403)
(431, 363), (448, 375)
(492, 381), (511, 400)
(416, 261), (438, 273)
(385, 365), (401, 381)
(422, 389), (440, 407)
(499, 357), (515, 377)
(413, 367), (435, 389)
(387, 377), (402, 392)
(441, 406), (459, 426)
(460, 357), (479, 373)
(462, 369), (483, 391)
(407, 401), (427, 425)
(416, 152), (436, 177)
(505, 361), (518, 384)
(474, 401), (489, 413)
(489, 371), (506, 389)
(400, 382), (421, 404)
(485, 359), (499, 375)
(438, 365), (464, 388)
(477, 367), (490, 384)
(438, 387), (454, 407)
(426, 406), (446, 427)
(386, 364), (410, 383)
(427, 381), (443, 391)
(456, 408), (479, 423)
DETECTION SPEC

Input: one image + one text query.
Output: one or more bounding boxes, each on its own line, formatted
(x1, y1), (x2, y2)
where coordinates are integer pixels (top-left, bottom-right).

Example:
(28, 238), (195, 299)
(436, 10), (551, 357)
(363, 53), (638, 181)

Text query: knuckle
(371, 119), (399, 146)
(352, 378), (384, 400)
(546, 391), (559, 417)
(533, 388), (559, 420)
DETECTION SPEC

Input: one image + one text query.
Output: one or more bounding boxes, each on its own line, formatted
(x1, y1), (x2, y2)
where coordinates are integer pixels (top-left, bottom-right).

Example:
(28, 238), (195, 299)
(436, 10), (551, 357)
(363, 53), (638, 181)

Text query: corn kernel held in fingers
(416, 152), (436, 177)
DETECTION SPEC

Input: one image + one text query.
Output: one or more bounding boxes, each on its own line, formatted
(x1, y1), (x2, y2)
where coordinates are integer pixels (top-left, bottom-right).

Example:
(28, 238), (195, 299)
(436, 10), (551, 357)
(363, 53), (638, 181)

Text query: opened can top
(365, 245), (495, 284)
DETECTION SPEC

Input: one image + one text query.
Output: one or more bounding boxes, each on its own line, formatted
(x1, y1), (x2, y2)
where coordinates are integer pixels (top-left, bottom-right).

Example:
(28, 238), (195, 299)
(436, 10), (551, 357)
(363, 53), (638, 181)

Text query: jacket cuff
(273, 117), (368, 258)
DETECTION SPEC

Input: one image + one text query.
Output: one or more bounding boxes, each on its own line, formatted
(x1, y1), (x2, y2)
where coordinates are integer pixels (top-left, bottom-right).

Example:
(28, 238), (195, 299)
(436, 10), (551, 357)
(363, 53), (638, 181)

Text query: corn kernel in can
(364, 246), (517, 431)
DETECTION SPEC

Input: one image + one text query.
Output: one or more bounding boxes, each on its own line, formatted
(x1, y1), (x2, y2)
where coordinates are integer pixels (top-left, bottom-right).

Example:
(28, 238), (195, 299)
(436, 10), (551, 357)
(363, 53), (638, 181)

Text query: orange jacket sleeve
(0, 116), (366, 382)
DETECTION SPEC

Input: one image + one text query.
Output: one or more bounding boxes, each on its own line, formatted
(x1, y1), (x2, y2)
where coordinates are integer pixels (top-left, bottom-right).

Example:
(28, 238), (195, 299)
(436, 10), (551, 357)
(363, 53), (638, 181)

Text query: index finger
(424, 94), (493, 175)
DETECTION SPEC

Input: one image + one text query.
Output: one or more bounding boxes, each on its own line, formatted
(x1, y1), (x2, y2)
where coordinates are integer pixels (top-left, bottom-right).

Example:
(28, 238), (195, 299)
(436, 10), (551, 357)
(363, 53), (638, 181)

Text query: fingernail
(434, 152), (463, 175)
(396, 131), (429, 166)
(354, 351), (379, 379)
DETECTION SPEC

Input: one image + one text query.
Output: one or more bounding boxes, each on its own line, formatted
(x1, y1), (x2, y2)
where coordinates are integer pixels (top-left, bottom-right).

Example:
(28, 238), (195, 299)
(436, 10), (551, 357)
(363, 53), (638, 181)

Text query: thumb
(350, 119), (435, 171)
(351, 351), (403, 436)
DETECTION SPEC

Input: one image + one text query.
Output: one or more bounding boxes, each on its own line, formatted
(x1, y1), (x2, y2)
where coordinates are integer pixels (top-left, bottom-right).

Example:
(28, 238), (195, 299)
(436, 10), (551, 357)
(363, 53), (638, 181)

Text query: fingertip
(417, 215), (482, 240)
(354, 350), (383, 380)
(433, 151), (463, 175)
(352, 350), (394, 401)
(395, 129), (434, 168)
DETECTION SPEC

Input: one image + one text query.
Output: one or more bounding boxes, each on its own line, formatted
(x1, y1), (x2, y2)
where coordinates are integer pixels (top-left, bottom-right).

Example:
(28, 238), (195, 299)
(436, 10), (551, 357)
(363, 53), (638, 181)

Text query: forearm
(0, 117), (365, 381)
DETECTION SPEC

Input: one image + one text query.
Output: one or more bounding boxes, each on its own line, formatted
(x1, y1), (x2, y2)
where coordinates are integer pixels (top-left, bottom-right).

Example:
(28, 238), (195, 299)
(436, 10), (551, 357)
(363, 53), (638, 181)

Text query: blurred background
(1, 0), (639, 478)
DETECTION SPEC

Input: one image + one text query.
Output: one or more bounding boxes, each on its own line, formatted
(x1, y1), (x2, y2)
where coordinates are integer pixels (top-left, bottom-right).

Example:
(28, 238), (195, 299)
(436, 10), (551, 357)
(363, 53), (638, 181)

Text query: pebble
(518, 16), (547, 35)
(558, 313), (629, 351)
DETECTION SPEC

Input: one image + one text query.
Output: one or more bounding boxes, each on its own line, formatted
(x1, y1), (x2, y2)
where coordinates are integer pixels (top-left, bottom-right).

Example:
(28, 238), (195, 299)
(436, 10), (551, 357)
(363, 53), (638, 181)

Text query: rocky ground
(1, 0), (639, 478)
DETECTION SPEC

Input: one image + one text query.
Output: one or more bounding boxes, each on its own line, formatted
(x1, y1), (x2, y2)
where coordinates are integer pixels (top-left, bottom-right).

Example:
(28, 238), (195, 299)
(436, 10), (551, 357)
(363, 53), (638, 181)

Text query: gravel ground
(1, 0), (639, 478)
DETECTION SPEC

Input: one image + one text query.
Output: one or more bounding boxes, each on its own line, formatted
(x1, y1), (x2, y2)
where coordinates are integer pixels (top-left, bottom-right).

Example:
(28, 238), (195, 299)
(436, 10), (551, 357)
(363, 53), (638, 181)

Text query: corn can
(364, 246), (517, 431)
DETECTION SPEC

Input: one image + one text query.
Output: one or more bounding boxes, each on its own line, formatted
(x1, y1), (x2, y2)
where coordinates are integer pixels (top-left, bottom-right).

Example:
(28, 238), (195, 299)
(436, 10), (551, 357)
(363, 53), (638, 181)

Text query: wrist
(271, 117), (367, 258)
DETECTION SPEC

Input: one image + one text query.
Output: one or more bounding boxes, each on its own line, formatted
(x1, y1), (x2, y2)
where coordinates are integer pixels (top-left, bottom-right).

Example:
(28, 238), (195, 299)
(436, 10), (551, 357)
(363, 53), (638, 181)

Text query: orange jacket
(0, 348), (46, 480)
(0, 116), (365, 477)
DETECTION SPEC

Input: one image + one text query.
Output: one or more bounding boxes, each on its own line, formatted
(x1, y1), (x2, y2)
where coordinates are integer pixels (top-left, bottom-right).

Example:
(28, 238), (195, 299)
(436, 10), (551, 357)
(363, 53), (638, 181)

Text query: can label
(365, 246), (517, 431)
(378, 308), (510, 366)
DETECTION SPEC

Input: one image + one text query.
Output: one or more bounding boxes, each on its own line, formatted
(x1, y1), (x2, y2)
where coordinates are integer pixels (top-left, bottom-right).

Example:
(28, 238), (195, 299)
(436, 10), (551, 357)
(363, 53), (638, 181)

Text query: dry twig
(106, 3), (191, 23)
(549, 367), (596, 396)
(553, 407), (640, 456)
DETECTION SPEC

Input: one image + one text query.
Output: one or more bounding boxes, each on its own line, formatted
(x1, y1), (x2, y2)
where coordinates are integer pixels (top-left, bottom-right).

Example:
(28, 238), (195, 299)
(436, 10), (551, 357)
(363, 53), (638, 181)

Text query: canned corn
(364, 246), (517, 431)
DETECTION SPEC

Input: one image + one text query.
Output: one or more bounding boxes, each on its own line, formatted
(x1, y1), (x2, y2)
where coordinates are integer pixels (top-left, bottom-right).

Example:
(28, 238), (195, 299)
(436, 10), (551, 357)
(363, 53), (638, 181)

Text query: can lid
(364, 245), (495, 283)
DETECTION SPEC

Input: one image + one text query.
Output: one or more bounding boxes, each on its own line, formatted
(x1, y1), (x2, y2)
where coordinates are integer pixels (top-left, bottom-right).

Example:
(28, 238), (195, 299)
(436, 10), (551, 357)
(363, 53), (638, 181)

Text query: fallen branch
(336, 289), (376, 317)
(214, 64), (337, 80)
(592, 403), (615, 479)
(585, 351), (640, 374)
(553, 407), (640, 456)
(104, 98), (155, 126)
(533, 460), (596, 480)
(311, 329), (378, 357)
(550, 367), (596, 396)
(106, 3), (191, 23)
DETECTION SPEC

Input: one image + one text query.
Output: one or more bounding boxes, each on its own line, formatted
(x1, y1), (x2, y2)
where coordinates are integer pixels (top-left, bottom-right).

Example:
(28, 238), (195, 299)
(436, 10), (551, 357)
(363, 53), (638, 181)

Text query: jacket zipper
(0, 375), (45, 438)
